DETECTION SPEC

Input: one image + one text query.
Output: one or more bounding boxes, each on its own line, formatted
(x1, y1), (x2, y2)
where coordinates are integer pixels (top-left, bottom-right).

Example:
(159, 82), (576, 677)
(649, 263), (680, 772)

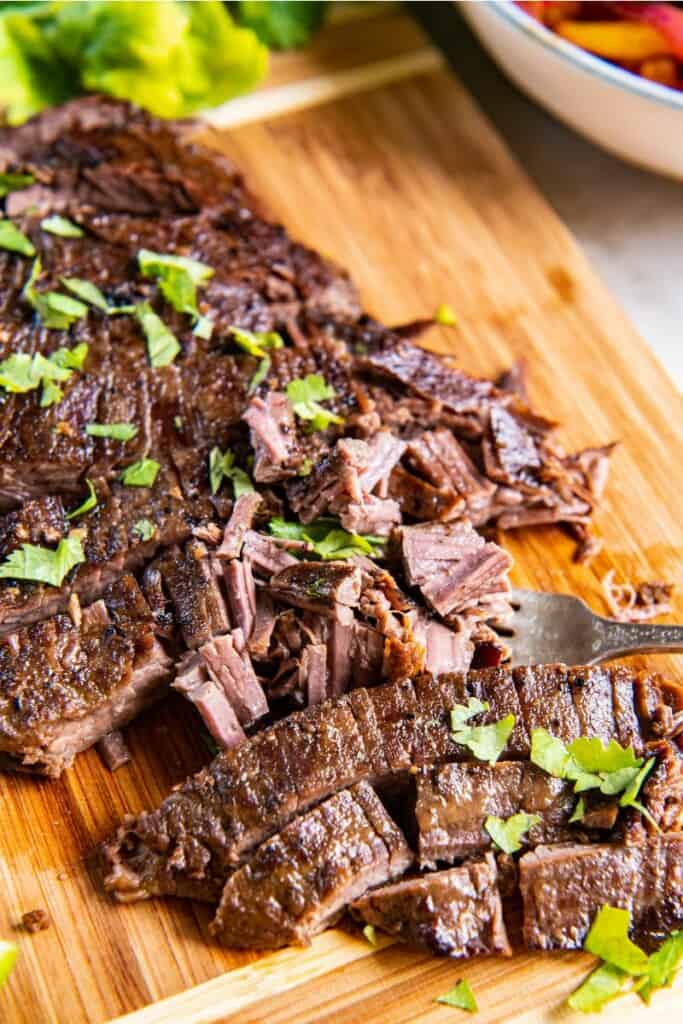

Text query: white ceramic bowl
(460, 0), (683, 179)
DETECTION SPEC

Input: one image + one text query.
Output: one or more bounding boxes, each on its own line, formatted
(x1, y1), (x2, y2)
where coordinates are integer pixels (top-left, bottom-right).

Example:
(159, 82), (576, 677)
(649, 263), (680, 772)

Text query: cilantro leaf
(435, 303), (458, 327)
(61, 277), (108, 311)
(484, 812), (541, 854)
(584, 906), (650, 976)
(568, 737), (641, 775)
(619, 757), (658, 829)
(450, 701), (515, 765)
(268, 517), (386, 560)
(230, 326), (284, 358)
(286, 373), (344, 432)
(0, 344), (86, 405)
(193, 315), (214, 340)
(0, 219), (35, 256)
(362, 924), (378, 946)
(530, 728), (574, 778)
(136, 302), (180, 368)
(568, 962), (629, 1014)
(23, 260), (89, 329)
(638, 931), (683, 1004)
(50, 343), (88, 371)
(0, 172), (34, 197)
(132, 518), (155, 542)
(530, 729), (647, 805)
(0, 940), (17, 988)
(249, 355), (271, 393)
(0, 530), (85, 587)
(209, 447), (254, 498)
(41, 216), (84, 238)
(436, 979), (478, 1012)
(138, 249), (213, 319)
(66, 479), (97, 520)
(120, 458), (160, 487)
(236, 0), (327, 49)
(86, 422), (138, 441)
(569, 796), (586, 824)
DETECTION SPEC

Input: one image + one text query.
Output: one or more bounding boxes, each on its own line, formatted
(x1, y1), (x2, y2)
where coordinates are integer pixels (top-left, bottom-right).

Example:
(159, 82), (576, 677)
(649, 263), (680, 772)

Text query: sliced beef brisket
(351, 854), (511, 958)
(210, 782), (412, 949)
(101, 665), (682, 901)
(520, 835), (683, 950)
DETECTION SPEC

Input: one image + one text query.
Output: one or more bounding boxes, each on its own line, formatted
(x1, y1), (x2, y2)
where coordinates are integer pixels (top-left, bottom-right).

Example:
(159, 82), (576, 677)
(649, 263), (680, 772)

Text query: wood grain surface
(1, 19), (682, 1024)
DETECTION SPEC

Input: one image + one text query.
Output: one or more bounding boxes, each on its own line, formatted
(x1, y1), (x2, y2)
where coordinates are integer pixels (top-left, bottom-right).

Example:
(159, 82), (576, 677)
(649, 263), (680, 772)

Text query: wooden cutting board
(1, 7), (682, 1024)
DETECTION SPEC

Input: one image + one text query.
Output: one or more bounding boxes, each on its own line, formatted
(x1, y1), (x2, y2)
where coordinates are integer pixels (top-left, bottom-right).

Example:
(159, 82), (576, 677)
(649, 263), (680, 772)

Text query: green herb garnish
(248, 355), (271, 393)
(66, 479), (97, 520)
(41, 216), (84, 238)
(530, 729), (650, 804)
(585, 906), (650, 976)
(484, 812), (541, 854)
(450, 698), (514, 766)
(569, 796), (586, 824)
(61, 277), (108, 311)
(436, 979), (478, 1012)
(568, 962), (628, 1014)
(132, 518), (155, 542)
(136, 302), (180, 368)
(86, 422), (138, 441)
(286, 373), (344, 432)
(637, 931), (683, 1004)
(193, 315), (214, 340)
(209, 447), (254, 497)
(268, 517), (385, 560)
(120, 458), (160, 487)
(0, 219), (35, 256)
(362, 924), (378, 946)
(138, 249), (213, 321)
(0, 342), (88, 407)
(0, 940), (17, 988)
(23, 259), (89, 329)
(435, 303), (458, 327)
(230, 326), (283, 363)
(0, 173), (34, 197)
(0, 530), (85, 587)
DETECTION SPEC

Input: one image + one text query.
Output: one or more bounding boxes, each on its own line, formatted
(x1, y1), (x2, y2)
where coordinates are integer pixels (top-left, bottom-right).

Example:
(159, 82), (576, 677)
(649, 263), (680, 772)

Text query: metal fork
(506, 589), (683, 667)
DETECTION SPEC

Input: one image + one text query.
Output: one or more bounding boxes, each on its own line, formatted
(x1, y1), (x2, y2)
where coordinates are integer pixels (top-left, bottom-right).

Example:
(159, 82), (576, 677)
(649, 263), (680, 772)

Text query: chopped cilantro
(436, 979), (478, 1012)
(66, 479), (97, 520)
(120, 458), (160, 487)
(193, 315), (214, 340)
(450, 699), (514, 765)
(638, 931), (683, 1004)
(248, 355), (271, 393)
(0, 219), (35, 257)
(268, 517), (386, 560)
(86, 422), (138, 441)
(0, 343), (87, 407)
(569, 796), (586, 824)
(132, 518), (155, 542)
(286, 373), (344, 431)
(435, 303), (458, 327)
(41, 216), (84, 238)
(0, 530), (85, 587)
(23, 259), (89, 329)
(585, 906), (650, 976)
(209, 447), (254, 497)
(0, 172), (34, 197)
(484, 811), (541, 854)
(229, 326), (283, 358)
(61, 277), (108, 311)
(50, 343), (88, 371)
(138, 249), (213, 320)
(362, 924), (378, 946)
(568, 962), (629, 1014)
(136, 302), (180, 368)
(0, 940), (17, 988)
(619, 757), (658, 828)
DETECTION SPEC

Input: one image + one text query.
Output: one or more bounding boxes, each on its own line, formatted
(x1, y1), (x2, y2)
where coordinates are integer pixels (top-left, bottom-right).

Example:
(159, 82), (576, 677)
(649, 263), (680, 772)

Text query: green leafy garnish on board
(132, 518), (155, 542)
(568, 962), (628, 1014)
(120, 458), (160, 487)
(637, 931), (683, 1004)
(268, 518), (386, 561)
(66, 479), (97, 520)
(584, 907), (650, 976)
(0, 1), (268, 125)
(450, 698), (514, 766)
(436, 979), (478, 1012)
(0, 219), (35, 256)
(41, 215), (84, 238)
(86, 422), (138, 441)
(230, 326), (284, 358)
(138, 249), (213, 322)
(286, 373), (344, 432)
(0, 172), (34, 197)
(530, 730), (652, 812)
(136, 303), (180, 368)
(0, 530), (85, 587)
(0, 940), (17, 988)
(484, 812), (541, 854)
(435, 303), (458, 327)
(235, 0), (327, 49)
(209, 447), (254, 498)
(362, 924), (378, 947)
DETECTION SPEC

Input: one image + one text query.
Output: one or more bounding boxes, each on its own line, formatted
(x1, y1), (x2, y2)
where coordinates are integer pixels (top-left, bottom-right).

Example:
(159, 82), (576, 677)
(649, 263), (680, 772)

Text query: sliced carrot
(556, 20), (672, 60)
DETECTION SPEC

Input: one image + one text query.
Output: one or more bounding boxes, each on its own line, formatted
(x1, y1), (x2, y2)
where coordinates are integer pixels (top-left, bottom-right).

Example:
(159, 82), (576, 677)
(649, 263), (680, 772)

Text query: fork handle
(594, 617), (683, 662)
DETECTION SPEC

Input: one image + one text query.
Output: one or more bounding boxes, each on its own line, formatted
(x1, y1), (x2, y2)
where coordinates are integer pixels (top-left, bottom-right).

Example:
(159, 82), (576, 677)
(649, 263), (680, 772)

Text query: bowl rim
(478, 0), (683, 111)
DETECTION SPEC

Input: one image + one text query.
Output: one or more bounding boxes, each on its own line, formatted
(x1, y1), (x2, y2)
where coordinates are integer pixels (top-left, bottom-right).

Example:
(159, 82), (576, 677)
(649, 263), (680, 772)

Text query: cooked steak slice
(268, 561), (362, 620)
(198, 630), (268, 727)
(300, 643), (329, 705)
(0, 496), (67, 556)
(408, 612), (473, 676)
(243, 393), (302, 483)
(0, 575), (172, 776)
(397, 520), (512, 622)
(153, 541), (229, 650)
(388, 464), (463, 523)
(210, 782), (413, 949)
(172, 651), (246, 750)
(287, 438), (368, 523)
(520, 835), (683, 950)
(101, 665), (682, 901)
(216, 493), (262, 560)
(339, 495), (400, 537)
(415, 762), (578, 867)
(96, 730), (132, 773)
(405, 430), (495, 521)
(624, 738), (683, 839)
(223, 559), (256, 640)
(242, 530), (299, 577)
(351, 853), (511, 958)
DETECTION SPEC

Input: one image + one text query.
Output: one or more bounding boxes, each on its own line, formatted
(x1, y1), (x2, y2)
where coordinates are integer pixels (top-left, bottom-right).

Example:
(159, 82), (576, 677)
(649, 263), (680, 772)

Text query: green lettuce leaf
(436, 979), (478, 1012)
(235, 1), (327, 50)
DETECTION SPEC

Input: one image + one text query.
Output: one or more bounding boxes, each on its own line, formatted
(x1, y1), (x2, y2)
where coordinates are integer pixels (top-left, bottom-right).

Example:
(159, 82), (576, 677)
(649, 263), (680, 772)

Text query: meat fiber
(0, 576), (172, 776)
(101, 665), (683, 901)
(210, 782), (413, 949)
(351, 854), (511, 958)
(520, 835), (683, 950)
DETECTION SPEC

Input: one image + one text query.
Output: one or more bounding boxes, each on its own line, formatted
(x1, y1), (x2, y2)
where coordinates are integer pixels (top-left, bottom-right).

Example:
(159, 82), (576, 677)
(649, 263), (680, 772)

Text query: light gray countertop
(418, 4), (682, 389)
